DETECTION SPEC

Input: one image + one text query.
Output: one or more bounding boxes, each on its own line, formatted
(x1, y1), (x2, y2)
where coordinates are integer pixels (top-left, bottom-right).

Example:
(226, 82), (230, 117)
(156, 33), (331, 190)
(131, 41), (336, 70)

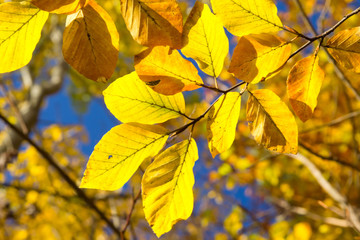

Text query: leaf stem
(169, 82), (247, 137)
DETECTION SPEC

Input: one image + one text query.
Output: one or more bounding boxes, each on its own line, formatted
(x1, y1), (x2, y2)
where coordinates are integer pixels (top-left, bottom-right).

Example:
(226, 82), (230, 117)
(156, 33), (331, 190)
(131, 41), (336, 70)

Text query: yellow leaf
(134, 46), (203, 95)
(31, 0), (89, 14)
(287, 55), (324, 122)
(207, 92), (241, 157)
(247, 89), (298, 153)
(211, 0), (283, 36)
(229, 33), (291, 83)
(103, 71), (186, 124)
(182, 1), (228, 77)
(0, 2), (48, 73)
(325, 27), (360, 73)
(80, 123), (168, 191)
(142, 138), (198, 237)
(120, 0), (183, 49)
(62, 0), (119, 82)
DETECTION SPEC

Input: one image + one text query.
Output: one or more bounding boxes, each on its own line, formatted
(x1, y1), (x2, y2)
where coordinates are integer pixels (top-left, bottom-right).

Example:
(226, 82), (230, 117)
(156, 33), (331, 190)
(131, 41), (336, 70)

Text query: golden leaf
(247, 89), (298, 153)
(103, 71), (186, 124)
(326, 27), (360, 73)
(211, 0), (283, 36)
(120, 0), (183, 49)
(229, 33), (291, 83)
(182, 1), (228, 77)
(0, 2), (48, 73)
(287, 55), (324, 122)
(134, 46), (203, 95)
(62, 0), (119, 82)
(142, 138), (198, 237)
(207, 92), (241, 157)
(80, 123), (168, 191)
(31, 0), (89, 14)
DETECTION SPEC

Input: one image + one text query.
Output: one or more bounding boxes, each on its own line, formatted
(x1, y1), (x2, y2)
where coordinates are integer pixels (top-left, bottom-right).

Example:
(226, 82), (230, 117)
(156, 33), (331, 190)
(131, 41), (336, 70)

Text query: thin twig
(299, 142), (360, 172)
(294, 0), (360, 100)
(0, 112), (122, 238)
(169, 82), (247, 137)
(121, 188), (142, 239)
(301, 110), (360, 133)
(287, 153), (360, 232)
(270, 197), (351, 228)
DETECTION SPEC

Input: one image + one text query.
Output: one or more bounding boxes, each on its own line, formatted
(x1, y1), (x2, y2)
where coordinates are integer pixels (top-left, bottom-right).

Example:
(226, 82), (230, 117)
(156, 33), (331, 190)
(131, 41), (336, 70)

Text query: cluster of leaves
(1, 0), (360, 238)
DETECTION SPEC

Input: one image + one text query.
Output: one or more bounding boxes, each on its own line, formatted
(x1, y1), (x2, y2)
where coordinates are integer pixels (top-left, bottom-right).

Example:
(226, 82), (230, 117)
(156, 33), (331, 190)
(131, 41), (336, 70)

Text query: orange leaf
(134, 46), (203, 95)
(229, 33), (291, 84)
(31, 0), (89, 14)
(120, 0), (183, 49)
(62, 0), (119, 82)
(287, 55), (324, 122)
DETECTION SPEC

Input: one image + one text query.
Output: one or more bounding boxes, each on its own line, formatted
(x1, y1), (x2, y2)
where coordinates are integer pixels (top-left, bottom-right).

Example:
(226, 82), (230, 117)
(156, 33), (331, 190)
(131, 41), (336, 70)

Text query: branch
(0, 182), (131, 202)
(270, 197), (352, 228)
(0, 113), (122, 238)
(121, 188), (142, 238)
(0, 18), (67, 154)
(301, 110), (360, 133)
(299, 142), (360, 172)
(294, 0), (360, 100)
(287, 153), (360, 232)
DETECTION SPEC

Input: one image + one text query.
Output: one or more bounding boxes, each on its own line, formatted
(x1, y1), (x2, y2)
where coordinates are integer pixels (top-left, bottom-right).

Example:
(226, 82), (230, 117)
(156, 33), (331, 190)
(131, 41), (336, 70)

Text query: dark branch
(0, 112), (122, 238)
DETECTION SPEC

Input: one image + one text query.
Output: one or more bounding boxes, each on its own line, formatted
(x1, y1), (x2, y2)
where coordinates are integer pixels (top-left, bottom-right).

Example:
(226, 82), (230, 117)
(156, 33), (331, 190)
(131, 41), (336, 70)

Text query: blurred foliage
(0, 0), (360, 239)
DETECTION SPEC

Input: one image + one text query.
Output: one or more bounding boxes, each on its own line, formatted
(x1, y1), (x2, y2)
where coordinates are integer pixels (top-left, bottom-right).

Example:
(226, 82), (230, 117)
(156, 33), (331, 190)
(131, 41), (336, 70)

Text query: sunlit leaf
(229, 33), (291, 83)
(211, 0), (283, 36)
(103, 71), (186, 124)
(207, 92), (241, 157)
(182, 1), (228, 77)
(0, 2), (48, 73)
(31, 0), (89, 14)
(142, 138), (198, 237)
(134, 46), (203, 95)
(80, 123), (168, 191)
(247, 89), (298, 153)
(325, 27), (360, 73)
(62, 0), (119, 82)
(287, 55), (324, 122)
(119, 0), (183, 49)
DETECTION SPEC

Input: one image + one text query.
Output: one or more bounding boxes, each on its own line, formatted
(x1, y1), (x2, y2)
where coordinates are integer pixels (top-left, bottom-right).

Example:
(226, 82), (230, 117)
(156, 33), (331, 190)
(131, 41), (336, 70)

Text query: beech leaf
(134, 46), (203, 95)
(229, 33), (291, 83)
(287, 55), (324, 122)
(80, 123), (168, 191)
(207, 92), (241, 157)
(31, 0), (89, 14)
(211, 0), (283, 36)
(142, 138), (198, 237)
(182, 1), (228, 77)
(103, 71), (186, 124)
(0, 2), (48, 74)
(62, 0), (119, 82)
(325, 27), (360, 73)
(120, 0), (183, 49)
(247, 89), (298, 153)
